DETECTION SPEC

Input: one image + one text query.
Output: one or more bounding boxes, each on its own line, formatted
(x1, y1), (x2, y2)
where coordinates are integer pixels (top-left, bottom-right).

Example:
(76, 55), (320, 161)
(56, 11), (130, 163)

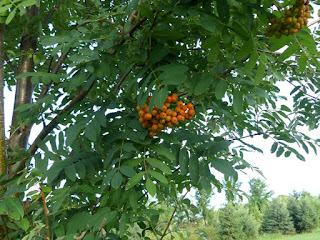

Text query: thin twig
(112, 69), (133, 94)
(160, 190), (189, 240)
(42, 2), (62, 26)
(40, 185), (50, 239)
(4, 52), (18, 74)
(140, 10), (160, 48)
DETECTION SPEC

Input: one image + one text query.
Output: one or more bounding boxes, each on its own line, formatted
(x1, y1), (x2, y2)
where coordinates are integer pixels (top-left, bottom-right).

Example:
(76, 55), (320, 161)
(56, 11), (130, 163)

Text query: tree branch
(38, 50), (70, 100)
(112, 69), (132, 94)
(4, 52), (18, 74)
(40, 185), (50, 239)
(42, 2), (62, 26)
(28, 83), (94, 157)
(160, 190), (189, 240)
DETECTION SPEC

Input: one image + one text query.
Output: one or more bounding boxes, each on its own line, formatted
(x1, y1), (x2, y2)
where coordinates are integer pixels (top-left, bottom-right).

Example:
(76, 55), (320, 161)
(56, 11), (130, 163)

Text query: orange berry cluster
(136, 93), (195, 137)
(265, 0), (310, 38)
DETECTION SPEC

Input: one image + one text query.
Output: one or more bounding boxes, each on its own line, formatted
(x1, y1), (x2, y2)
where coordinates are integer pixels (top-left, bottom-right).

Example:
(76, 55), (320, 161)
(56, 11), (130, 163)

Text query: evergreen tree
(260, 198), (295, 235)
(287, 193), (319, 233)
(219, 203), (258, 240)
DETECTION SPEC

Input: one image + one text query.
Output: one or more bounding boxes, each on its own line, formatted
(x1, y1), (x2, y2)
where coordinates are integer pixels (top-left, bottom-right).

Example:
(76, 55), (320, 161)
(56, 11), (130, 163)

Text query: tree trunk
(8, 6), (37, 177)
(0, 23), (6, 182)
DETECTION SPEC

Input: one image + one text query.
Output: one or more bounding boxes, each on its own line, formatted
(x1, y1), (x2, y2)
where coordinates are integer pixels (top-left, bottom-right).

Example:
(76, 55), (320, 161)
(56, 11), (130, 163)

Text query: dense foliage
(0, 0), (320, 239)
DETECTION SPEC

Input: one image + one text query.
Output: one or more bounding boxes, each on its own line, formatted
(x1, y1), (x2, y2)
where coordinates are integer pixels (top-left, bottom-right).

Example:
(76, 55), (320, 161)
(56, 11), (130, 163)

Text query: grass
(258, 229), (320, 240)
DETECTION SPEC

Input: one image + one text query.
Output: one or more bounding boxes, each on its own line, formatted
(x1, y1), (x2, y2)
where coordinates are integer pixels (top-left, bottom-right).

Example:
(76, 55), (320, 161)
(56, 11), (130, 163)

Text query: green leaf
(234, 40), (253, 61)
(151, 31), (185, 41)
(126, 171), (145, 190)
(189, 155), (199, 184)
(271, 142), (278, 153)
(0, 201), (8, 214)
(244, 51), (259, 74)
(17, 0), (36, 8)
(148, 170), (168, 184)
(200, 13), (223, 33)
(85, 121), (97, 141)
(139, 4), (154, 20)
(0, 4), (12, 14)
(146, 158), (172, 175)
(5, 197), (24, 219)
(149, 145), (175, 161)
(278, 43), (300, 62)
(179, 148), (189, 176)
(216, 0), (230, 23)
(195, 74), (213, 96)
(284, 151), (291, 158)
(153, 87), (168, 109)
(64, 165), (77, 182)
(157, 64), (188, 85)
(276, 146), (284, 157)
(5, 7), (16, 25)
(20, 218), (30, 231)
(111, 172), (123, 189)
(211, 158), (237, 177)
(119, 213), (129, 237)
(120, 165), (136, 177)
(233, 90), (243, 114)
(254, 60), (266, 84)
(215, 80), (228, 100)
(146, 177), (156, 197)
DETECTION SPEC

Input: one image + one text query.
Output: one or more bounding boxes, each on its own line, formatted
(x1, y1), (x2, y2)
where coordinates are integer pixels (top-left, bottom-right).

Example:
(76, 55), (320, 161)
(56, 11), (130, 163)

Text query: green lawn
(258, 229), (320, 240)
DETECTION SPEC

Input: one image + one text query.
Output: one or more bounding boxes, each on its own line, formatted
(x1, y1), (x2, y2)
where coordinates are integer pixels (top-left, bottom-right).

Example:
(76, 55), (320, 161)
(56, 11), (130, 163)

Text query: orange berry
(166, 96), (172, 103)
(157, 123), (164, 130)
(149, 131), (155, 137)
(177, 115), (185, 121)
(179, 109), (186, 116)
(188, 109), (195, 116)
(187, 103), (193, 109)
(143, 122), (150, 128)
(185, 114), (191, 120)
(155, 114), (160, 120)
(175, 107), (181, 113)
(144, 113), (152, 120)
(171, 116), (178, 124)
(151, 124), (158, 131)
(152, 119), (158, 124)
(172, 111), (177, 117)
(166, 109), (173, 116)
(160, 119), (166, 124)
(167, 122), (173, 127)
(171, 93), (178, 102)
(147, 95), (152, 101)
(136, 105), (141, 111)
(166, 115), (171, 122)
(151, 109), (158, 116)
(176, 101), (183, 107)
(161, 105), (167, 112)
(182, 105), (188, 111)
(138, 110), (145, 116)
(165, 102), (170, 108)
(160, 112), (167, 119)
(139, 117), (144, 123)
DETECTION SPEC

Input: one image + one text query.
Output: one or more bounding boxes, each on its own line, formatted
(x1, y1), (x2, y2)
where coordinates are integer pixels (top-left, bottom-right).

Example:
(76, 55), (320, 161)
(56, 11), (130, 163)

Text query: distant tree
(219, 203), (258, 240)
(195, 189), (213, 225)
(287, 192), (319, 233)
(260, 198), (295, 235)
(248, 178), (273, 211)
(223, 178), (242, 205)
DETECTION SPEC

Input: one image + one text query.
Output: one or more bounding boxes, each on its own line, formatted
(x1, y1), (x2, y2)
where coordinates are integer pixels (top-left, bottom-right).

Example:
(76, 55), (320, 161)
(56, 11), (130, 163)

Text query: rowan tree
(0, 0), (320, 239)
